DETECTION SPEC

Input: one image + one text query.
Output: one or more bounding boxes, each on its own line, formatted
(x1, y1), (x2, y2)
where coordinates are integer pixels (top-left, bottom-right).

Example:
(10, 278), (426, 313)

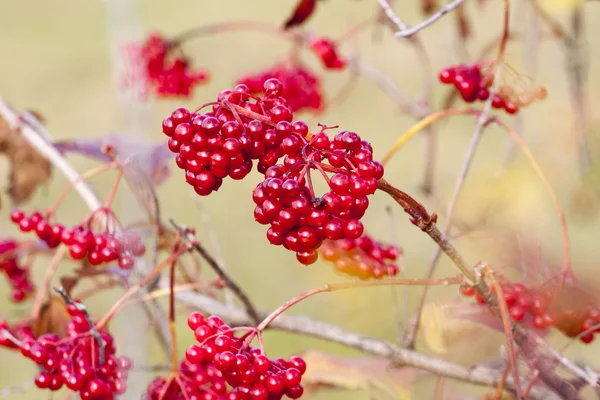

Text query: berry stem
(381, 108), (479, 165)
(494, 0), (511, 66)
(492, 117), (570, 275)
(255, 276), (464, 332)
(30, 246), (69, 320)
(170, 20), (299, 46)
(103, 166), (125, 210)
(46, 162), (118, 215)
(95, 247), (188, 330)
(488, 268), (523, 399)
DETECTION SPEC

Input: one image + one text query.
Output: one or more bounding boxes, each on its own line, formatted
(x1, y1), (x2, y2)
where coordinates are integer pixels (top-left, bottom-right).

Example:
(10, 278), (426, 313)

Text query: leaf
(283, 0), (318, 29)
(54, 134), (172, 187)
(35, 296), (71, 337)
(299, 350), (422, 399)
(0, 114), (52, 204)
(419, 301), (501, 356)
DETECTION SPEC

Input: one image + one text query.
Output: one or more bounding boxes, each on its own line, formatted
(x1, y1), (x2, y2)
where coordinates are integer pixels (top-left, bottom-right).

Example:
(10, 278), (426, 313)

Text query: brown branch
(169, 219), (261, 324)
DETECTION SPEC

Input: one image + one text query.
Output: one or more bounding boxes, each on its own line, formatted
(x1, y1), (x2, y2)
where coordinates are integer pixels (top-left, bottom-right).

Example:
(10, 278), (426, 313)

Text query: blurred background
(2, 0), (600, 398)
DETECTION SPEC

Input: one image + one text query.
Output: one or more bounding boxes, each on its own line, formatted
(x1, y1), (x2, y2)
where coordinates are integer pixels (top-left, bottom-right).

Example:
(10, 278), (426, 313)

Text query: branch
(377, 0), (466, 38)
(163, 278), (558, 400)
(0, 98), (174, 357)
(53, 286), (106, 365)
(376, 181), (582, 399)
(169, 219), (261, 324)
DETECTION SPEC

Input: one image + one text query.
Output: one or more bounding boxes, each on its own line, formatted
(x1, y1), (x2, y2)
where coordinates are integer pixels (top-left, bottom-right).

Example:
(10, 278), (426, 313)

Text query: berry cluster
(236, 63), (323, 113)
(1, 305), (131, 398)
(438, 64), (547, 114)
(0, 239), (34, 302)
(461, 281), (600, 343)
(319, 234), (400, 279)
(11, 210), (146, 270)
(163, 80), (303, 195)
(145, 359), (238, 400)
(185, 312), (306, 399)
(253, 127), (383, 265)
(140, 33), (209, 97)
(309, 37), (347, 70)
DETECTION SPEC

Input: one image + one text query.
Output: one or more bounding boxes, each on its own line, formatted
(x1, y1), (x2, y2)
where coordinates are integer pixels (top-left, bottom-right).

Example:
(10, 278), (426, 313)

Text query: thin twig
(169, 219), (261, 324)
(53, 286), (107, 365)
(386, 0), (464, 37)
(404, 76), (497, 348)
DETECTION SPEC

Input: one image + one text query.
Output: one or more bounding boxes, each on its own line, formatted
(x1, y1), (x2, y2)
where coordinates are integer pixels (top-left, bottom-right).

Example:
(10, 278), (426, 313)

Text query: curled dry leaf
(54, 134), (171, 187)
(35, 296), (71, 337)
(299, 350), (421, 399)
(0, 115), (52, 204)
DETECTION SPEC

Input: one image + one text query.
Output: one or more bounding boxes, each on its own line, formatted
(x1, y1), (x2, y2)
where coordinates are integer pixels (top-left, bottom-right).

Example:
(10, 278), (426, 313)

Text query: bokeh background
(2, 0), (600, 398)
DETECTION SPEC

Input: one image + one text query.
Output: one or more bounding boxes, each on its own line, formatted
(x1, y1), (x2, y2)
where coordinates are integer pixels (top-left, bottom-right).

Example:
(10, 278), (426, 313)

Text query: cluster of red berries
(309, 37), (347, 70)
(140, 33), (209, 97)
(319, 234), (400, 279)
(0, 305), (131, 398)
(185, 312), (306, 399)
(253, 126), (383, 265)
(163, 80), (304, 195)
(461, 281), (600, 343)
(0, 239), (34, 302)
(145, 359), (237, 400)
(236, 63), (323, 113)
(11, 210), (145, 270)
(438, 64), (513, 114)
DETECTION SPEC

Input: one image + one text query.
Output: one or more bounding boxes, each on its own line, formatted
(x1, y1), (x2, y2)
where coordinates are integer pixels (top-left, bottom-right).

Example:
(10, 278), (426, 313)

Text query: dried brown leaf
(35, 296), (70, 337)
(299, 350), (422, 399)
(0, 115), (52, 204)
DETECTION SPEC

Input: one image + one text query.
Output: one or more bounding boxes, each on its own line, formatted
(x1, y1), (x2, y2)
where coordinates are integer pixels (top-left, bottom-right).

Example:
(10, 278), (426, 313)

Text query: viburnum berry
(10, 210), (145, 270)
(163, 80), (301, 195)
(183, 311), (306, 399)
(236, 62), (324, 113)
(253, 125), (383, 265)
(0, 239), (34, 302)
(309, 37), (347, 70)
(438, 63), (547, 114)
(0, 302), (131, 398)
(319, 234), (400, 279)
(137, 33), (209, 97)
(144, 359), (238, 400)
(461, 279), (600, 343)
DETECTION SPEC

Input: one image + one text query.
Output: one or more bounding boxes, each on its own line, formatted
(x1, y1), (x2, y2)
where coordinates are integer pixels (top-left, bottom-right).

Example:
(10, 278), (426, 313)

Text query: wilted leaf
(35, 296), (70, 337)
(299, 350), (422, 399)
(419, 301), (502, 357)
(0, 115), (52, 204)
(54, 134), (172, 187)
(283, 0), (318, 29)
